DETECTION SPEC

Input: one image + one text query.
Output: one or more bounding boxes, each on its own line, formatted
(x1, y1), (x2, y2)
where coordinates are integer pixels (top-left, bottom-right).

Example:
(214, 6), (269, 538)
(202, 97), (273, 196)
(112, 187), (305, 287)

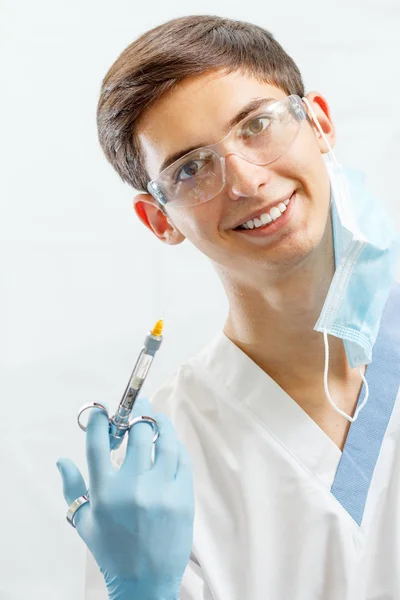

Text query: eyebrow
(158, 96), (277, 174)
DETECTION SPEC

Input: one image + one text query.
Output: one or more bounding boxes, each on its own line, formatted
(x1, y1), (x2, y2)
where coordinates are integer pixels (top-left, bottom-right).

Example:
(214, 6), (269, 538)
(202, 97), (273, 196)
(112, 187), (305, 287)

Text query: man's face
(136, 69), (334, 281)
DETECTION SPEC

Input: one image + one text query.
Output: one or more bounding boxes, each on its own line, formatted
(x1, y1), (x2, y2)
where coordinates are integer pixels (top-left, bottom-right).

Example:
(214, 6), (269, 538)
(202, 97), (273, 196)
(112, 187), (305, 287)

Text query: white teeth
(269, 206), (281, 220)
(239, 196), (292, 230)
(260, 213), (272, 225)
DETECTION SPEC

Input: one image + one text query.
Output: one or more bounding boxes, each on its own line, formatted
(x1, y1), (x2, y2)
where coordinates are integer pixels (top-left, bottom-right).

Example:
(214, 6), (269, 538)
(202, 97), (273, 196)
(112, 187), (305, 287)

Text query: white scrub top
(85, 282), (400, 599)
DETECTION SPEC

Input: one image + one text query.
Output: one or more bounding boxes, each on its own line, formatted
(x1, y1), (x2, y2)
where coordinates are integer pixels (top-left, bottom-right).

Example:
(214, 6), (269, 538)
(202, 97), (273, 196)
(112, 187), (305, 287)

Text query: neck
(219, 216), (354, 392)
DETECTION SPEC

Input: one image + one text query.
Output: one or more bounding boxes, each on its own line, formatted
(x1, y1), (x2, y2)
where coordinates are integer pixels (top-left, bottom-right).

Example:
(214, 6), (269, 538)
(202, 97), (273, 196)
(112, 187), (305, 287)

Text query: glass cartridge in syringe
(108, 319), (164, 450)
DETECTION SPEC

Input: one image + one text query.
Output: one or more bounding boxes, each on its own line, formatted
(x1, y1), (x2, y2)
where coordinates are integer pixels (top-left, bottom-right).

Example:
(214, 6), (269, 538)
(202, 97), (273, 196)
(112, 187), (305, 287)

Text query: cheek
(168, 205), (217, 243)
(303, 154), (331, 203)
(284, 134), (330, 199)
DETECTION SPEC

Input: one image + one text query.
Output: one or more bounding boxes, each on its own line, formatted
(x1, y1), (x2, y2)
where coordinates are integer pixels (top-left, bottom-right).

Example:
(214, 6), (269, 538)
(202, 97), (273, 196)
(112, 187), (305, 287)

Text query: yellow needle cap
(151, 319), (164, 337)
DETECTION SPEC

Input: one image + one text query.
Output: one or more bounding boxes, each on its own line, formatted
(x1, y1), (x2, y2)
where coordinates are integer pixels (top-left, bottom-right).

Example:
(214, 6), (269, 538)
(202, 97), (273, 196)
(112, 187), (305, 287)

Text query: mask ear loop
(322, 330), (369, 424)
(302, 97), (369, 423)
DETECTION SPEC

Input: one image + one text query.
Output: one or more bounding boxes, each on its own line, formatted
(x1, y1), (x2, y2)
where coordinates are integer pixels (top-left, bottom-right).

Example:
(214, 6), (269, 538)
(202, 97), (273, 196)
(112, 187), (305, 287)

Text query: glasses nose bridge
(210, 122), (243, 162)
(217, 144), (265, 200)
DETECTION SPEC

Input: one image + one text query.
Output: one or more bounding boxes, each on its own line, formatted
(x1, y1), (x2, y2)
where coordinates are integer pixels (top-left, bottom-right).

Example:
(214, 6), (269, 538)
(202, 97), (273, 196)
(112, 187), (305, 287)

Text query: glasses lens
(235, 97), (302, 166)
(155, 96), (304, 208)
(157, 151), (223, 208)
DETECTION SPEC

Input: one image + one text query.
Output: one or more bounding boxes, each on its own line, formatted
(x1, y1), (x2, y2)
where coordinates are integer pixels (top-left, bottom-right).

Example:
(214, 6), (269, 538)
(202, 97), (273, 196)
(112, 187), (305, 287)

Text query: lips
(232, 191), (297, 238)
(231, 192), (295, 230)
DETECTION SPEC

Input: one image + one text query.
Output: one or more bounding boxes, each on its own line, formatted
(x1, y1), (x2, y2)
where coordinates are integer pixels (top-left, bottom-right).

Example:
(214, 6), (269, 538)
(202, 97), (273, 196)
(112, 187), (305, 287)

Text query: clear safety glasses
(147, 94), (307, 209)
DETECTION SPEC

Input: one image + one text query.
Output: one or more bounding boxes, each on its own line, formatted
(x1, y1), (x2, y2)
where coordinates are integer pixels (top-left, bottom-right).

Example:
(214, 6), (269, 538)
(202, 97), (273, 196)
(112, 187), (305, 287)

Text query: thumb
(56, 457), (88, 506)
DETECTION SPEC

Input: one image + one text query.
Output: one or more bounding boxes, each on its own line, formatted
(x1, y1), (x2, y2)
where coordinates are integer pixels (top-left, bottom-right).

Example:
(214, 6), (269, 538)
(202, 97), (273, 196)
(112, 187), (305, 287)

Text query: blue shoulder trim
(330, 282), (400, 525)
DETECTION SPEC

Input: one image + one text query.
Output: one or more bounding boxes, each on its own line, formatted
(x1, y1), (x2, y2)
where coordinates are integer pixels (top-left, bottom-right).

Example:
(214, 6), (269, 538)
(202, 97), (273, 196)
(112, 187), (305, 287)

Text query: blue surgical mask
(303, 98), (400, 423)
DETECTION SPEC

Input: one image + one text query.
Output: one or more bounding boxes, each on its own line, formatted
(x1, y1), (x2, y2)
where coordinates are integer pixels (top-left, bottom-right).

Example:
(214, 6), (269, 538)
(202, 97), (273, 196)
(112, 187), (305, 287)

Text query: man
(57, 14), (400, 600)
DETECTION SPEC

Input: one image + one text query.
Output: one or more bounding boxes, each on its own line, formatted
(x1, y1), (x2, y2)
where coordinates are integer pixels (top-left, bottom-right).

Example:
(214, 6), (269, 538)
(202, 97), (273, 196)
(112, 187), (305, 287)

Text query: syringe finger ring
(77, 402), (110, 432)
(129, 416), (159, 443)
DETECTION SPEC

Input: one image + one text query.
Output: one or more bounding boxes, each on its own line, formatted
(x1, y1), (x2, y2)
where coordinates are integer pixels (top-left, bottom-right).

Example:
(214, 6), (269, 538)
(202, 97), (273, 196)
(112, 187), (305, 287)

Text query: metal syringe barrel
(109, 323), (163, 451)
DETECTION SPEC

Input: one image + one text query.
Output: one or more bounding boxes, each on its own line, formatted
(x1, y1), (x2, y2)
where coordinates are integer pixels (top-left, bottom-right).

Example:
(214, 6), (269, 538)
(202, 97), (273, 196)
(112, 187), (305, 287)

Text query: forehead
(137, 69), (287, 180)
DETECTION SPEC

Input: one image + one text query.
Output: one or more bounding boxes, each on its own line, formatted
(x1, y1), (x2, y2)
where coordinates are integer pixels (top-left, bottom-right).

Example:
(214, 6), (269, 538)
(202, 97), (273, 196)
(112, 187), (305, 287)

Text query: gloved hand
(57, 397), (195, 600)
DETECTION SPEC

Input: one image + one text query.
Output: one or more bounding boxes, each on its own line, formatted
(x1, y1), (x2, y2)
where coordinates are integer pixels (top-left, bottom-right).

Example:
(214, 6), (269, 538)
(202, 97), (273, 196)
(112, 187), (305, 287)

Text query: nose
(224, 153), (271, 200)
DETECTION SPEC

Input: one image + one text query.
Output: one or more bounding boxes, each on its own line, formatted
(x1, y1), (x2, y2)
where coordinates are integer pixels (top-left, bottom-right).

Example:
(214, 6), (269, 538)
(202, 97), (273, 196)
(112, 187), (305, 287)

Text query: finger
(151, 413), (179, 481)
(122, 397), (156, 474)
(85, 408), (112, 490)
(131, 395), (155, 419)
(56, 457), (87, 506)
(56, 458), (90, 529)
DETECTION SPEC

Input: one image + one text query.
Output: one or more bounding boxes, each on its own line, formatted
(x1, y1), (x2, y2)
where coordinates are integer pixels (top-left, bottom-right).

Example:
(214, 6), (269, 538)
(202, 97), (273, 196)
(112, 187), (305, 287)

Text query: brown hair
(97, 15), (305, 193)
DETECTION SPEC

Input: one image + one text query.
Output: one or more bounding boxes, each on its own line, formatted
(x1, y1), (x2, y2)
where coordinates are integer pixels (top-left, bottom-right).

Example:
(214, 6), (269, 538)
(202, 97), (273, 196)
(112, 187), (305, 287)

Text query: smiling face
(134, 69), (335, 283)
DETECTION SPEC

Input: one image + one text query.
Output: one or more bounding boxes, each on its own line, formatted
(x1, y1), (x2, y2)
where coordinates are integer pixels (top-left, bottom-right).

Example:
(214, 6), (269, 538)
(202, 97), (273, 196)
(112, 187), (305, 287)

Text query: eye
(173, 159), (203, 183)
(173, 153), (216, 183)
(241, 116), (271, 138)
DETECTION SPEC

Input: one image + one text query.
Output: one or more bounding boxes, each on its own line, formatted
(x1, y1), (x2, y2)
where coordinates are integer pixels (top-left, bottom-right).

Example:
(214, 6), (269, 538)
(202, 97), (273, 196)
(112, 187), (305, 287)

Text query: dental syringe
(108, 319), (164, 450)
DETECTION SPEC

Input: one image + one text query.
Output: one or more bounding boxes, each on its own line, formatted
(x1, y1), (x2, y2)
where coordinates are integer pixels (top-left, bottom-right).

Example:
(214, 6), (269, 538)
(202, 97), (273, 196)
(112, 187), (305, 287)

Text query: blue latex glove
(57, 397), (195, 600)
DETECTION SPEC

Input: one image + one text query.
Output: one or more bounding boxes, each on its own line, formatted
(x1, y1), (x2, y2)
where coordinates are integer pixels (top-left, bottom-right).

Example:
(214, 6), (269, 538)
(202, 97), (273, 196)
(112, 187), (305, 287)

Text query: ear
(133, 193), (185, 245)
(303, 91), (336, 154)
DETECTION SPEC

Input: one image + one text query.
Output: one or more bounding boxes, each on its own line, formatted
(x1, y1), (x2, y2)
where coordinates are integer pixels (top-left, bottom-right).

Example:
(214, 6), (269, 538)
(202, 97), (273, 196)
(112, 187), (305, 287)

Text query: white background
(1, 1), (400, 598)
